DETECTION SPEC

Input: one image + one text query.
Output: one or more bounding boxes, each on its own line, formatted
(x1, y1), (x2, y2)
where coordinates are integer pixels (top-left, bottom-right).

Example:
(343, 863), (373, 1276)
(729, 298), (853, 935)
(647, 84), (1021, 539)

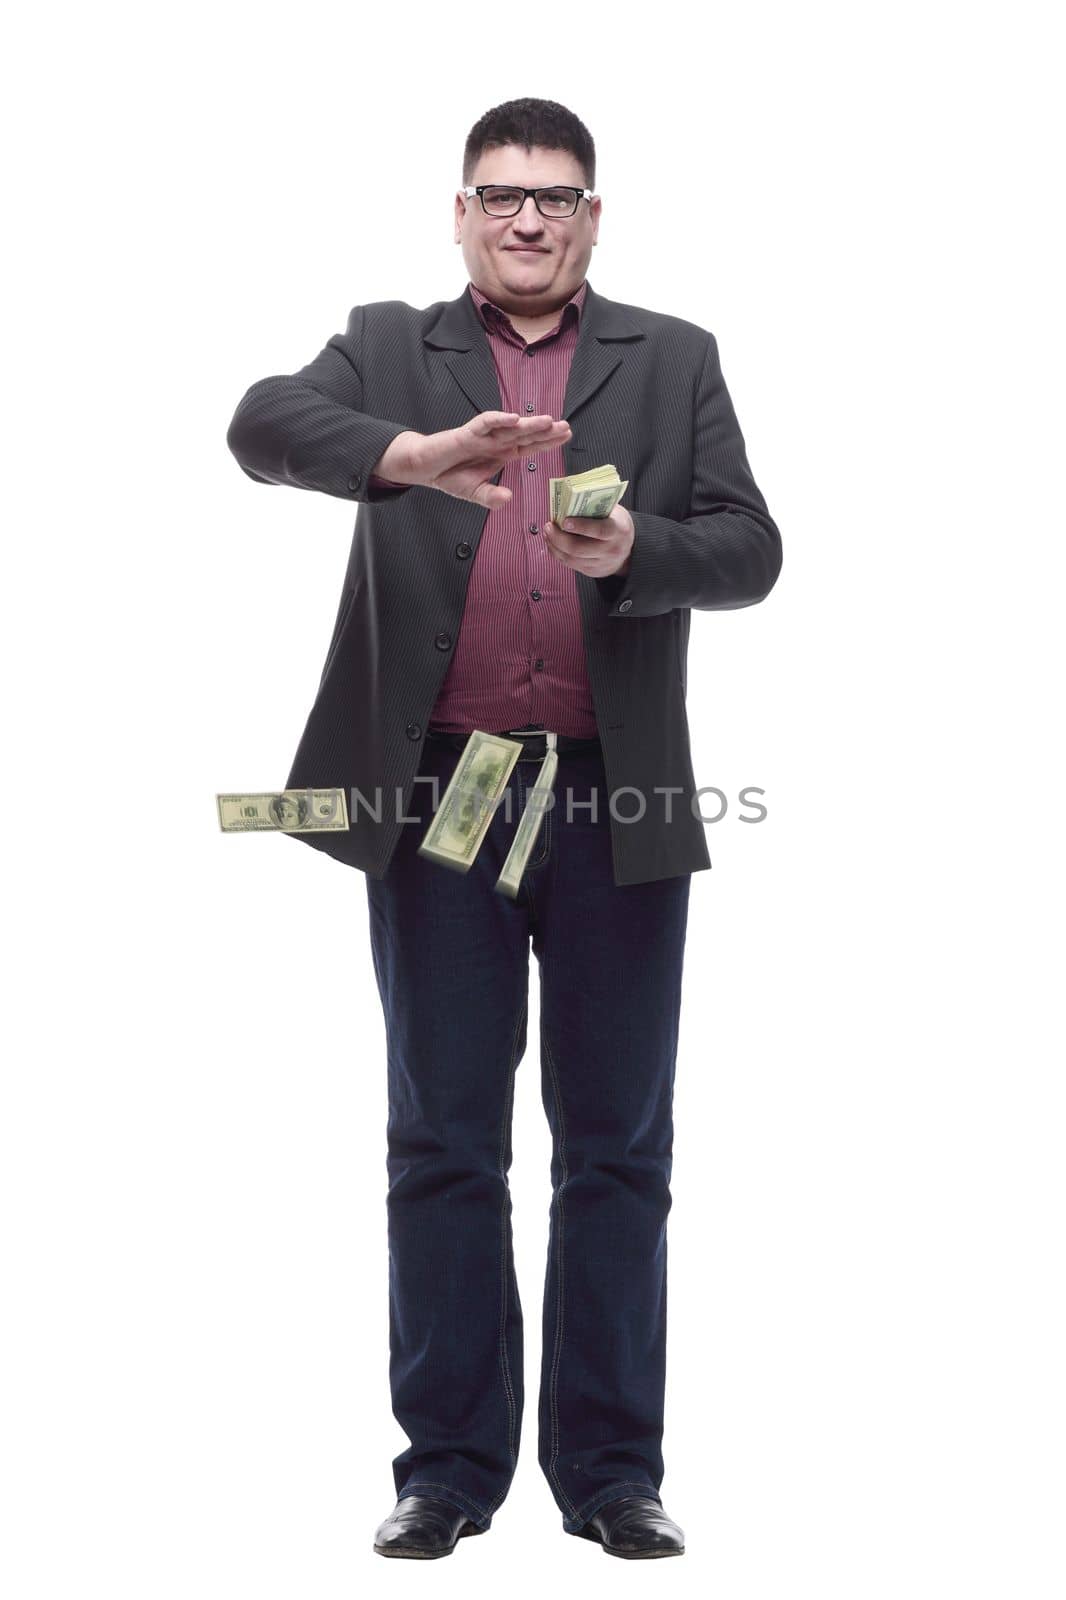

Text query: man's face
(455, 143), (600, 315)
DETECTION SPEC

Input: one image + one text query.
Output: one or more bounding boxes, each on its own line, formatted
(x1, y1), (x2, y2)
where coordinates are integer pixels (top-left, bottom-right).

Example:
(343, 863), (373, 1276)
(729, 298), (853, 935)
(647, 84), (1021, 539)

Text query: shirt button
(528, 523), (538, 534)
(406, 723), (421, 739)
(525, 401), (535, 412)
(531, 589), (542, 601)
(618, 599), (633, 613)
(534, 658), (544, 671)
(526, 460), (536, 471)
(434, 632), (452, 650)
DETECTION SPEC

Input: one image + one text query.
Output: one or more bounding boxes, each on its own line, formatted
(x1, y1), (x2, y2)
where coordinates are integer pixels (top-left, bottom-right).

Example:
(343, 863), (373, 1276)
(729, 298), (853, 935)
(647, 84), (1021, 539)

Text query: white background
(3, 2), (1062, 1594)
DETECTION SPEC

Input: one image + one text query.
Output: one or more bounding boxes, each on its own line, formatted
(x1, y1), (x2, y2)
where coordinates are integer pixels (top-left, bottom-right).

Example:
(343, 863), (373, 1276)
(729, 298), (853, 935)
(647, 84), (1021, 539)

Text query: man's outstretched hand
(371, 411), (573, 510)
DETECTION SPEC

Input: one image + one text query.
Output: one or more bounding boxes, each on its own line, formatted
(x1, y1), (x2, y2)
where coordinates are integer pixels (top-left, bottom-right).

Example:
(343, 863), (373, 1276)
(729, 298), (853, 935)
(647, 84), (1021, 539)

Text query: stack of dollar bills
(549, 462), (628, 524)
(417, 730), (558, 898)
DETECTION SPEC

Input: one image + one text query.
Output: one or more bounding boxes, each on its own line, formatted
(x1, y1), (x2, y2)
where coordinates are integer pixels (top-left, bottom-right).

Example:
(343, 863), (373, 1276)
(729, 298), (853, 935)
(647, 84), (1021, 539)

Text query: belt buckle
(505, 726), (558, 755)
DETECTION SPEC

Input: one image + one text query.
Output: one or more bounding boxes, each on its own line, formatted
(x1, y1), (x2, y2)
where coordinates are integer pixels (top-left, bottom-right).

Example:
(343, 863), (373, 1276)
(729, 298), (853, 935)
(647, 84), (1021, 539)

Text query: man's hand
(544, 504), (634, 579)
(371, 412), (572, 510)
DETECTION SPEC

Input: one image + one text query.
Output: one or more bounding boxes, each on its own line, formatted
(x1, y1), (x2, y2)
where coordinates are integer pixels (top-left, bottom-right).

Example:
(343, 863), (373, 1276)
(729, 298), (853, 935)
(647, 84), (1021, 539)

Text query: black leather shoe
(575, 1495), (685, 1558)
(373, 1494), (486, 1558)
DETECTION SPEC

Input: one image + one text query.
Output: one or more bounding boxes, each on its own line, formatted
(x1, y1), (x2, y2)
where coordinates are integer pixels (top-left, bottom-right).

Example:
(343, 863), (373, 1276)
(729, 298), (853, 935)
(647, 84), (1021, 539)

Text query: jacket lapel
(426, 279), (645, 426)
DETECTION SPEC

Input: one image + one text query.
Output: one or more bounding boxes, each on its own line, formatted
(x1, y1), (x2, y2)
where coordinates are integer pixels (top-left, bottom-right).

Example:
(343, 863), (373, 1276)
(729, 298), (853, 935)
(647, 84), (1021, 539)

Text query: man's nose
(514, 194), (544, 227)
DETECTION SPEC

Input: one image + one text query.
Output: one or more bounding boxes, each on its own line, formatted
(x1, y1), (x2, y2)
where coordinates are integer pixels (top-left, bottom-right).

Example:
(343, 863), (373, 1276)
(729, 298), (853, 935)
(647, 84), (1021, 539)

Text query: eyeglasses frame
(462, 184), (596, 218)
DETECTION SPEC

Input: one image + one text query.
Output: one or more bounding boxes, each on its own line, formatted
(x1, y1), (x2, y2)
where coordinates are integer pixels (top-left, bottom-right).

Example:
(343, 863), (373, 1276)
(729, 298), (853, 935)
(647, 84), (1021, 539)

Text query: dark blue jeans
(364, 728), (691, 1534)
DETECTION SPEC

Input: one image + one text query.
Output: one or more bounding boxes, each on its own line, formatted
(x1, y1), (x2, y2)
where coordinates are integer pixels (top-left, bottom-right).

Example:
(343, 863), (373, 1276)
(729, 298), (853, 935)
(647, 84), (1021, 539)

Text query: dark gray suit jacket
(225, 279), (782, 886)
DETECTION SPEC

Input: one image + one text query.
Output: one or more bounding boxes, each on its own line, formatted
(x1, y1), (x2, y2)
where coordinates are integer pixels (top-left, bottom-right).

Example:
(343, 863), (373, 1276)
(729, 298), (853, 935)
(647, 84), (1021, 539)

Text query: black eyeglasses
(463, 185), (595, 218)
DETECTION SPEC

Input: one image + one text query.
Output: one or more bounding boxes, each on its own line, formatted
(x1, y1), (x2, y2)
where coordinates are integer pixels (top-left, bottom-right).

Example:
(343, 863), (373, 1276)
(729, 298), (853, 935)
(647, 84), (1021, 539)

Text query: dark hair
(462, 98), (596, 191)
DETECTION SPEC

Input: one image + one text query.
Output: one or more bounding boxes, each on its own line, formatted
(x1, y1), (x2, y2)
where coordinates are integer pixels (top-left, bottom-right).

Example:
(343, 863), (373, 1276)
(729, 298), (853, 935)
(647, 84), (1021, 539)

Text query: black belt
(426, 723), (601, 758)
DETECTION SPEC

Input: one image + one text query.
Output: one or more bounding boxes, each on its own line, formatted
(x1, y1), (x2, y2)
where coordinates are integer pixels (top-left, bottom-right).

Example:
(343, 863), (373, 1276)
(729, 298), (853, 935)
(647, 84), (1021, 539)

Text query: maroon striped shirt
(369, 278), (598, 738)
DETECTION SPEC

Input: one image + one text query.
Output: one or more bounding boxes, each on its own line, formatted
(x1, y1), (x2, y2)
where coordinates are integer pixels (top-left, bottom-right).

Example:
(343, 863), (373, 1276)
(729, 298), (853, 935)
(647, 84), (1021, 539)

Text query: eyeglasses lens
(481, 188), (578, 217)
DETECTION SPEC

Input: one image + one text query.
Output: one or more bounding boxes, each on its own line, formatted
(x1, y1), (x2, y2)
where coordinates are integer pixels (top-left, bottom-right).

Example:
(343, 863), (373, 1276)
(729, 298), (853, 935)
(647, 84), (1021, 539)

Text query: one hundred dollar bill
(549, 463), (629, 525)
(417, 731), (523, 872)
(495, 742), (559, 899)
(216, 788), (350, 832)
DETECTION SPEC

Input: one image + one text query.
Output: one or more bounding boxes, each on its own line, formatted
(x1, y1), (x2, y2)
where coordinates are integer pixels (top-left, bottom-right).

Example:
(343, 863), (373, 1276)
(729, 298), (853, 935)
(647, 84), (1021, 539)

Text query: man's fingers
(474, 412), (570, 438)
(547, 517), (611, 539)
(464, 429), (569, 468)
(472, 412), (520, 433)
(473, 485), (513, 509)
(473, 411), (557, 433)
(498, 432), (566, 457)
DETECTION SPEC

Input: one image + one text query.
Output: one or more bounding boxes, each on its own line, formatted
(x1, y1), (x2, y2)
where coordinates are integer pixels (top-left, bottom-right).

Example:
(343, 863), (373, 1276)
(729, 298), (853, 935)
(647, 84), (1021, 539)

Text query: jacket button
(406, 723), (421, 740)
(455, 542), (472, 559)
(434, 633), (452, 650)
(347, 472), (362, 492)
(618, 598), (633, 612)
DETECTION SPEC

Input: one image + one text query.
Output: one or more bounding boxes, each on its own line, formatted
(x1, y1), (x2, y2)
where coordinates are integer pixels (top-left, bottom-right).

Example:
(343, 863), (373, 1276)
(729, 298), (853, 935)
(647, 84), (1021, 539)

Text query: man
(226, 97), (781, 1560)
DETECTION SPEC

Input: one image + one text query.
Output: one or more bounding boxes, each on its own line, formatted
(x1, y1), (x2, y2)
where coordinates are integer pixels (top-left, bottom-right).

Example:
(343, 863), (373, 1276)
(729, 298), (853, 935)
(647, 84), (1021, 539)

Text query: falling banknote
(549, 463), (629, 525)
(216, 788), (350, 832)
(495, 734), (558, 899)
(417, 731), (523, 872)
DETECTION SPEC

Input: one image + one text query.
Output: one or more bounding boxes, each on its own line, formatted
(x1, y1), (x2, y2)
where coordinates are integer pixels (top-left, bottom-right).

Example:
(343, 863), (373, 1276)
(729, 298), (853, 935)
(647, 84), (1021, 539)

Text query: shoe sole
(374, 1520), (487, 1558)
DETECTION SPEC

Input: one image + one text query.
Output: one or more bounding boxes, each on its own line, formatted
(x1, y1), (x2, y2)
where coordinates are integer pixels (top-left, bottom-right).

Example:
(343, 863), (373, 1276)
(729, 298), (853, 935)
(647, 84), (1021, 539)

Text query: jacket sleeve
(225, 305), (416, 503)
(597, 331), (782, 618)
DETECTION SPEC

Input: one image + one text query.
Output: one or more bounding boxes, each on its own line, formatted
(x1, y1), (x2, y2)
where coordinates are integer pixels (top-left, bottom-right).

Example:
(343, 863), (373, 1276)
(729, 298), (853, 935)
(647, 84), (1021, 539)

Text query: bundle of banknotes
(548, 462), (629, 525)
(417, 730), (558, 898)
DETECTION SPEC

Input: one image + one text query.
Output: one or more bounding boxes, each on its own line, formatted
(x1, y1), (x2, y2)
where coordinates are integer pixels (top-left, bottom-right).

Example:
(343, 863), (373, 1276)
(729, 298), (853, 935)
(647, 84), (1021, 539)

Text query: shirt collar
(468, 277), (587, 334)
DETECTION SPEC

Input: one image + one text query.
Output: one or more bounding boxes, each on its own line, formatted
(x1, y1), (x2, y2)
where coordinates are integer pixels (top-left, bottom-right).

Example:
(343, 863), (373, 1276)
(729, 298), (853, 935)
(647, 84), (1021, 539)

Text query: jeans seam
(483, 996), (527, 1517)
(531, 797), (551, 867)
(541, 1023), (581, 1521)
